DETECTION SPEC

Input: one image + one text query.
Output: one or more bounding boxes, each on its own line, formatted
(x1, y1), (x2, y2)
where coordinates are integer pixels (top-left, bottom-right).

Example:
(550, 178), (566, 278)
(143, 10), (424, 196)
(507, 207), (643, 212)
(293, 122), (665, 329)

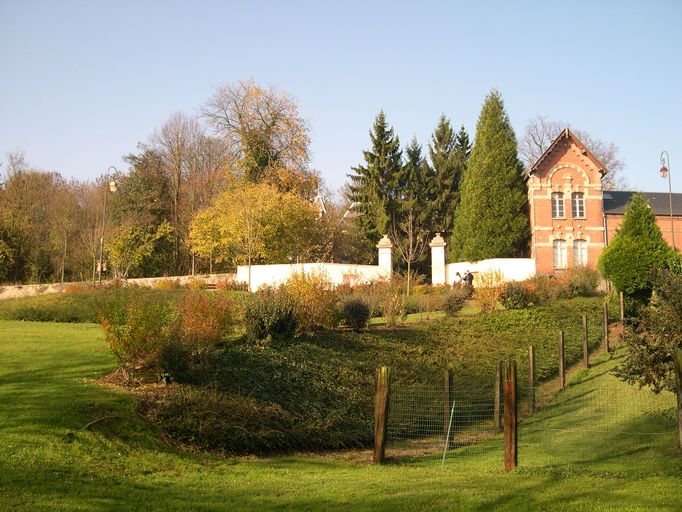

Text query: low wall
(445, 258), (536, 285)
(0, 273), (238, 301)
(236, 263), (389, 291)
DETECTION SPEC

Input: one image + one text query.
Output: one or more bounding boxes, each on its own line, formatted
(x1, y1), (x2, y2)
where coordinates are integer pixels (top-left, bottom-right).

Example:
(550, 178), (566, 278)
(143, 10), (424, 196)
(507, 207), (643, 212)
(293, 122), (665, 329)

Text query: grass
(1, 319), (681, 511)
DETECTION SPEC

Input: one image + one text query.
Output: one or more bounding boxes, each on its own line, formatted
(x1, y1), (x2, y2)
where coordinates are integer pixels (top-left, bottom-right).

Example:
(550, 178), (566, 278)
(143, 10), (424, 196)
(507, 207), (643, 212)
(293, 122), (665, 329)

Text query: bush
(185, 278), (207, 291)
(474, 270), (504, 313)
(99, 294), (178, 379)
(285, 271), (339, 333)
(215, 276), (249, 292)
(500, 281), (535, 309)
(157, 339), (191, 383)
(443, 286), (469, 317)
(340, 298), (370, 331)
(178, 291), (236, 352)
(155, 278), (181, 290)
(244, 288), (298, 343)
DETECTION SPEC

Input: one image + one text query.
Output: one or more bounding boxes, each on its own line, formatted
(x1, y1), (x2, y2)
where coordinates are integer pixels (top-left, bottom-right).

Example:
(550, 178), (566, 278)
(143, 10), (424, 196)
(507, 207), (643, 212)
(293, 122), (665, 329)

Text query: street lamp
(659, 151), (676, 250)
(97, 167), (118, 284)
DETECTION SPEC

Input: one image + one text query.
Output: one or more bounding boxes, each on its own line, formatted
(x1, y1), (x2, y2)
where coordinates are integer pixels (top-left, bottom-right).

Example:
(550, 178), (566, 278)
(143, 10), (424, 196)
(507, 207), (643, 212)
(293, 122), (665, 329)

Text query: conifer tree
(598, 193), (677, 306)
(347, 111), (402, 247)
(428, 115), (466, 235)
(449, 91), (529, 261)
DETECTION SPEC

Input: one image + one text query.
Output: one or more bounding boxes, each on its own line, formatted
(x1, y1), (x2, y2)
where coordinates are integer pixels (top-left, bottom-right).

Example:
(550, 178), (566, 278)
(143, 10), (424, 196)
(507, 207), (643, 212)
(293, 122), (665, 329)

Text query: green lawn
(1, 319), (681, 511)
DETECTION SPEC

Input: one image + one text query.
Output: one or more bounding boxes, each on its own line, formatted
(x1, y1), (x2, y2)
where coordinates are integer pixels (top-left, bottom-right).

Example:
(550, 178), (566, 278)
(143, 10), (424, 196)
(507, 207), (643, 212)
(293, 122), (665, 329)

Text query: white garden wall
(236, 263), (390, 292)
(444, 258), (536, 285)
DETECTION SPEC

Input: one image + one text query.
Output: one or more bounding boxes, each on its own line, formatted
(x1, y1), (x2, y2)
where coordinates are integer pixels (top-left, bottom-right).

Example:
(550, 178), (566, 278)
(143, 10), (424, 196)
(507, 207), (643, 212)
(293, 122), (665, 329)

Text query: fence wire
(385, 379), (677, 468)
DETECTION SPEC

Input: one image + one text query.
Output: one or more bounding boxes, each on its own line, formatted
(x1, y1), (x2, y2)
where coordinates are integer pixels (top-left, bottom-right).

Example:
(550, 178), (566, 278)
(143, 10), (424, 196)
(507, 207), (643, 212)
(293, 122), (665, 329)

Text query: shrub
(155, 278), (181, 290)
(500, 281), (535, 309)
(215, 277), (249, 292)
(63, 283), (94, 293)
(185, 278), (207, 291)
(382, 291), (405, 328)
(443, 286), (469, 316)
(157, 339), (191, 383)
(178, 291), (236, 353)
(99, 294), (178, 379)
(475, 269), (504, 313)
(340, 298), (370, 331)
(285, 271), (339, 333)
(244, 288), (298, 343)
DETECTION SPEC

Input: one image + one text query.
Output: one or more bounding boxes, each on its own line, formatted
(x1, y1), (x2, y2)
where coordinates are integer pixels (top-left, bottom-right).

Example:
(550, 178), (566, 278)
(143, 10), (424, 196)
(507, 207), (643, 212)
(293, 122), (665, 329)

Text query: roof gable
(531, 128), (608, 177)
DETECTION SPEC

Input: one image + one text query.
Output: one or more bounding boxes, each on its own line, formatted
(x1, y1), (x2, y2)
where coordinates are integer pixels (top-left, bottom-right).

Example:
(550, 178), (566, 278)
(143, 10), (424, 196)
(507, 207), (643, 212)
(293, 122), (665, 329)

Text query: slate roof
(603, 191), (682, 216)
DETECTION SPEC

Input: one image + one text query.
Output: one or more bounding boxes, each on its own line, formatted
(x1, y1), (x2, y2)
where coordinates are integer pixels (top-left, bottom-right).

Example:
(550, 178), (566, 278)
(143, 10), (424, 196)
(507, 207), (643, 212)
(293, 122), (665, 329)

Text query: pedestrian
(463, 270), (474, 287)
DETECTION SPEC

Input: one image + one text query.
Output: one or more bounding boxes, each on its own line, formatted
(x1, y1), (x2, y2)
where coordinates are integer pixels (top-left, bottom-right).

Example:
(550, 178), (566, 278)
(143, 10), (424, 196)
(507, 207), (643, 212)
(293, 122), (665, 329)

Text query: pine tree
(347, 111), (402, 246)
(455, 125), (471, 160)
(598, 193), (677, 307)
(449, 91), (529, 261)
(428, 115), (465, 235)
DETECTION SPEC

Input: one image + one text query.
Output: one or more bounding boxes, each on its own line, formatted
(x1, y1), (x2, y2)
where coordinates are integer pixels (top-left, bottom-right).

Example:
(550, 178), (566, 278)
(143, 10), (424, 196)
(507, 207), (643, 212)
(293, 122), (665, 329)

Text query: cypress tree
(347, 111), (402, 246)
(449, 90), (529, 261)
(598, 193), (677, 306)
(428, 115), (464, 235)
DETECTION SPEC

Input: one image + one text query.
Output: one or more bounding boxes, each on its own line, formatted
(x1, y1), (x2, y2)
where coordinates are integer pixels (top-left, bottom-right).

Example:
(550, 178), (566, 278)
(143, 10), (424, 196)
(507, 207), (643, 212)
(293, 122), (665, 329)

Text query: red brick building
(528, 129), (681, 274)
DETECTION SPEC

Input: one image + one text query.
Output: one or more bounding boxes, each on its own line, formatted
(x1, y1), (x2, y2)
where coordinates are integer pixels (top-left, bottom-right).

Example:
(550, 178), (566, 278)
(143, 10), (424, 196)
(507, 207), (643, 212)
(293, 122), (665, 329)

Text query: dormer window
(551, 192), (565, 218)
(572, 192), (585, 218)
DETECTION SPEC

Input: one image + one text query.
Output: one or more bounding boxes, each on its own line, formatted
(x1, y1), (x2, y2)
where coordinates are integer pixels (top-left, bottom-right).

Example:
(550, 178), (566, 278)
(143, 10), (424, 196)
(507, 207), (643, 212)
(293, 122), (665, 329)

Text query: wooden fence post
(494, 361), (502, 431)
(373, 366), (391, 464)
(603, 302), (610, 353)
(528, 346), (536, 414)
(504, 360), (518, 471)
(582, 314), (589, 368)
(673, 350), (682, 450)
(443, 369), (453, 435)
(559, 330), (566, 389)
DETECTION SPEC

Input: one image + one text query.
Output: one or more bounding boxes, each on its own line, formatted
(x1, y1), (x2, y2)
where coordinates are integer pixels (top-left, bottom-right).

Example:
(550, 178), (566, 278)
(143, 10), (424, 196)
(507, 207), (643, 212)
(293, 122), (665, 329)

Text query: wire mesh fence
(384, 376), (678, 469)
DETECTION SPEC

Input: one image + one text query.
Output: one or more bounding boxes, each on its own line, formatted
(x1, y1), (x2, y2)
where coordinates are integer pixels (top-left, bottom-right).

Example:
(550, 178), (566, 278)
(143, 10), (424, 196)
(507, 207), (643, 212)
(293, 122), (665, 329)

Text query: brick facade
(528, 129), (680, 274)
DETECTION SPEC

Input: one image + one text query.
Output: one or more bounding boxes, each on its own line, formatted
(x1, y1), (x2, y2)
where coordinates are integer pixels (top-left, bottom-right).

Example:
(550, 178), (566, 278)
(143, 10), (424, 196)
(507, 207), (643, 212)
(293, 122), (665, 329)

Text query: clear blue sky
(1, 0), (681, 194)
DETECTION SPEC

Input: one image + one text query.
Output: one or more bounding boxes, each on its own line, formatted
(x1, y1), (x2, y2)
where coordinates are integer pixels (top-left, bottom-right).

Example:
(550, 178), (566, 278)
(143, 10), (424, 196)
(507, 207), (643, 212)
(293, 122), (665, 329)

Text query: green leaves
(449, 91), (529, 261)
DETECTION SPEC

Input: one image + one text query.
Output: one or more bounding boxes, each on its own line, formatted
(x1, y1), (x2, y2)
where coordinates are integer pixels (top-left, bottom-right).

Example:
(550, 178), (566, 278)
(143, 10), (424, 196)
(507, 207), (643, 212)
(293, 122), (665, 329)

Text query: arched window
(553, 239), (567, 269)
(573, 239), (588, 266)
(551, 192), (564, 218)
(572, 192), (585, 218)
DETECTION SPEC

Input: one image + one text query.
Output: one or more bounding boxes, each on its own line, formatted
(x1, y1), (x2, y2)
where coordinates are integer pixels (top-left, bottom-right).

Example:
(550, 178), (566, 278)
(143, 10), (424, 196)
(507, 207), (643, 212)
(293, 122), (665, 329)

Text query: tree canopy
(449, 91), (529, 261)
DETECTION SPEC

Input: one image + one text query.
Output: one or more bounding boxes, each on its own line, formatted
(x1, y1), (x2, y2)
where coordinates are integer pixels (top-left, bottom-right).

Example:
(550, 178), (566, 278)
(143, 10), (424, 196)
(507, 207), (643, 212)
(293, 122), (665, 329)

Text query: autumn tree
(519, 115), (625, 190)
(202, 80), (319, 199)
(347, 111), (402, 249)
(189, 182), (323, 288)
(449, 91), (529, 261)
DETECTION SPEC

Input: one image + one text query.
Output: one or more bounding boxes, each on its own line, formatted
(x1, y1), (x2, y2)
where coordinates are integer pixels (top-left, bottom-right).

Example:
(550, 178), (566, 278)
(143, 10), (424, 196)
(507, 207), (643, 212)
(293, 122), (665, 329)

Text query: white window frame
(572, 192), (585, 218)
(553, 239), (567, 269)
(573, 239), (588, 267)
(551, 192), (565, 218)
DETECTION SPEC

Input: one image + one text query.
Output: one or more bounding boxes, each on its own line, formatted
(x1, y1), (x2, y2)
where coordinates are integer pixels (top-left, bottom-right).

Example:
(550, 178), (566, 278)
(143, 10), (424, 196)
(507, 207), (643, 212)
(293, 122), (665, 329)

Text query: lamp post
(659, 151), (676, 250)
(97, 168), (118, 284)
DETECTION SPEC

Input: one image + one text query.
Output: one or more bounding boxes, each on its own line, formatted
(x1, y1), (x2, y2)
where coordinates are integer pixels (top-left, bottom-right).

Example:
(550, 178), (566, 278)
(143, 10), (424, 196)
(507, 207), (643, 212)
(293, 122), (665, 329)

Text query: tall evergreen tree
(455, 125), (472, 160)
(449, 91), (529, 261)
(428, 115), (466, 235)
(347, 111), (402, 247)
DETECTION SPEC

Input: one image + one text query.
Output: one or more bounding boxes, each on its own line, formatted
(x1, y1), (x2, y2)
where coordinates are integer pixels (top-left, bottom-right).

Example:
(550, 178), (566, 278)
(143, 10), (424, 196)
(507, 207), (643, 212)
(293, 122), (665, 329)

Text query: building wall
(529, 135), (606, 274)
(605, 212), (682, 249)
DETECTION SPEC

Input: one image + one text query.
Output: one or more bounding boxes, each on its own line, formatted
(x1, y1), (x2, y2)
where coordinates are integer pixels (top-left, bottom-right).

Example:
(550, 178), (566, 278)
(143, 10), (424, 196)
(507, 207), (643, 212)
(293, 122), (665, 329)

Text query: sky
(1, 0), (681, 194)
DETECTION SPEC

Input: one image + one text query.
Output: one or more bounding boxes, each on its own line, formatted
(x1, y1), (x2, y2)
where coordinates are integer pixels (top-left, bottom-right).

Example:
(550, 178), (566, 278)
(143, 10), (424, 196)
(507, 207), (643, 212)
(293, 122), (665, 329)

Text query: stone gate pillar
(376, 234), (393, 277)
(430, 233), (447, 285)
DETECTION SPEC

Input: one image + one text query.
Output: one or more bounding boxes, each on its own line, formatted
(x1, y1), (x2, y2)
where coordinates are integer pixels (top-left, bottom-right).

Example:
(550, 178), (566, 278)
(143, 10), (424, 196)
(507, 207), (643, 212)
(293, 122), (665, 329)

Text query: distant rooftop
(603, 191), (682, 216)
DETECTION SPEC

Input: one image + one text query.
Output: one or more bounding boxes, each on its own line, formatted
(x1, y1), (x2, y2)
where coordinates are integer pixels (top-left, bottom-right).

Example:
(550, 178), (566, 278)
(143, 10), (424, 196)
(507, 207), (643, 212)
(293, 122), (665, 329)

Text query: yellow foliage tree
(189, 182), (324, 288)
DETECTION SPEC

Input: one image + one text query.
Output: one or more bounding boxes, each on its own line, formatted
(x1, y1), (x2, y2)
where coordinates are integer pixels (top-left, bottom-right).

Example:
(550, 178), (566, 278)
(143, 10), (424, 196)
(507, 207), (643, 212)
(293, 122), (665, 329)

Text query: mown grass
(1, 320), (681, 511)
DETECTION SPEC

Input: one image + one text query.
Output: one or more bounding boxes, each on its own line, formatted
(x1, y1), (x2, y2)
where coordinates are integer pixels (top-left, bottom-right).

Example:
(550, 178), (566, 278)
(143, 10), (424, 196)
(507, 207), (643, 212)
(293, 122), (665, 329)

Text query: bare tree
(519, 116), (625, 190)
(390, 208), (429, 296)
